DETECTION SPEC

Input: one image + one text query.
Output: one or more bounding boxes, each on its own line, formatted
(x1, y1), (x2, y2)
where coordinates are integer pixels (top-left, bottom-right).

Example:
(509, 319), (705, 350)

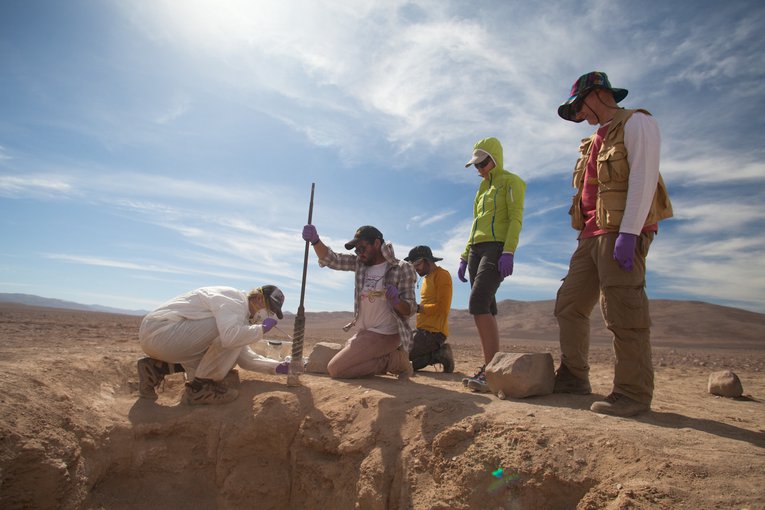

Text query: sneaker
(462, 365), (485, 387)
(590, 392), (650, 417)
(553, 364), (592, 395)
(137, 357), (167, 400)
(435, 344), (455, 373)
(467, 371), (491, 393)
(185, 378), (239, 405)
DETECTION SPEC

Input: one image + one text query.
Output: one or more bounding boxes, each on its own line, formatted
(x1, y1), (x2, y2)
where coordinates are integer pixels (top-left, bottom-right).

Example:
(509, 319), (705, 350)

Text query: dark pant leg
(409, 329), (446, 369)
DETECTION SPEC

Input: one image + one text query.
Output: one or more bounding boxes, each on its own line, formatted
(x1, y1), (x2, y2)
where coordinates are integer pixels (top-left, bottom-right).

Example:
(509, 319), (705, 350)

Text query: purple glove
(613, 233), (637, 272)
(457, 259), (468, 282)
(385, 284), (400, 305)
(302, 224), (319, 245)
(498, 252), (514, 279)
(275, 361), (290, 375)
(262, 317), (277, 333)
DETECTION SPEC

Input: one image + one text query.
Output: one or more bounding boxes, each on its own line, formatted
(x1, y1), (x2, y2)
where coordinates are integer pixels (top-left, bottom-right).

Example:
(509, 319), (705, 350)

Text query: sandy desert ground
(0, 300), (763, 510)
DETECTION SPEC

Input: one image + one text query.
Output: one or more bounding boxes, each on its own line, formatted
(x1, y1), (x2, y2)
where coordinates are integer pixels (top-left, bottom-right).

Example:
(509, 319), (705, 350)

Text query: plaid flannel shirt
(318, 241), (417, 352)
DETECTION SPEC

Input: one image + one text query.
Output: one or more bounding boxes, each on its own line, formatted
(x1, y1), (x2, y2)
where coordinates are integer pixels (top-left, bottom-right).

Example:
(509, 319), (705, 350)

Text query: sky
(1, 0), (764, 316)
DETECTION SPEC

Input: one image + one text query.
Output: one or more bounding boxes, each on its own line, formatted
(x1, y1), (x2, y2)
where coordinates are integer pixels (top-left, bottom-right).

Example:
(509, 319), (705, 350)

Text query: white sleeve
(236, 346), (281, 374)
(203, 289), (265, 349)
(622, 112), (661, 235)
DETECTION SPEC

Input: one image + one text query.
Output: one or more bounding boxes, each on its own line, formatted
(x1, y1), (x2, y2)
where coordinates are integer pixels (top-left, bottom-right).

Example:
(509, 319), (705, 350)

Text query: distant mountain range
(0, 293), (149, 316)
(1, 294), (763, 350)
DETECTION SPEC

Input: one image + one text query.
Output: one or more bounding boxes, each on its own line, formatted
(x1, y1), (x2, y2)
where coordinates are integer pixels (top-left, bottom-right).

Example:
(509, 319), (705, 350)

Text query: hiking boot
(590, 392), (650, 417)
(462, 365), (485, 387)
(467, 371), (491, 393)
(435, 344), (455, 373)
(185, 378), (239, 405)
(553, 364), (592, 395)
(388, 347), (414, 380)
(137, 357), (168, 400)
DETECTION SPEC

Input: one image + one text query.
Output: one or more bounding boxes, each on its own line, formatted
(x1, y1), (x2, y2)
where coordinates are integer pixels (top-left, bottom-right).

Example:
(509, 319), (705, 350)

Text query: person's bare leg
(474, 313), (499, 365)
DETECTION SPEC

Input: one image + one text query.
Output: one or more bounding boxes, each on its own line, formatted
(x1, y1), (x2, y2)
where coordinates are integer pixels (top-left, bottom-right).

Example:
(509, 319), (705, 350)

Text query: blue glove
(498, 252), (514, 279)
(302, 224), (319, 245)
(613, 233), (637, 272)
(385, 284), (400, 305)
(262, 317), (277, 333)
(457, 259), (468, 282)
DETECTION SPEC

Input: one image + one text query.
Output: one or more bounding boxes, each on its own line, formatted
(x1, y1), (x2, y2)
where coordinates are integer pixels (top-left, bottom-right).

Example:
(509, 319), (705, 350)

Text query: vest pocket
(569, 194), (584, 230)
(572, 157), (586, 188)
(597, 145), (629, 184)
(596, 191), (626, 230)
(645, 177), (673, 224)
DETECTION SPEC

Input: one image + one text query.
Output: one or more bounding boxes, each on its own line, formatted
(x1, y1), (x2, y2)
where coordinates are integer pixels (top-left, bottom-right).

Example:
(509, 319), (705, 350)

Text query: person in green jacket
(458, 137), (525, 392)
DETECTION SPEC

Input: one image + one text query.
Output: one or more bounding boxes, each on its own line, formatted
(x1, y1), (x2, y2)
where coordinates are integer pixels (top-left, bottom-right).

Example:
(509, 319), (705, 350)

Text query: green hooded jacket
(462, 137), (526, 260)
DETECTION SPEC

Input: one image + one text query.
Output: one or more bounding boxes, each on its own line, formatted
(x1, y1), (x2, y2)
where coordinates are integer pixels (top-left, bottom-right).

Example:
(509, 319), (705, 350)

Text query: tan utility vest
(569, 108), (673, 231)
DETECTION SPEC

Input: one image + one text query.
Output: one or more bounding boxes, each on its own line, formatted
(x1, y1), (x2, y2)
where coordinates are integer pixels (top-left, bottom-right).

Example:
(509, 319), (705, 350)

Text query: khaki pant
(327, 330), (403, 379)
(554, 232), (655, 404)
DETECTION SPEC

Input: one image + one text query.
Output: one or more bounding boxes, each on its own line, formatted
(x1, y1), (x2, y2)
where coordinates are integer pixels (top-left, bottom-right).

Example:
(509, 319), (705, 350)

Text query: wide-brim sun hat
(404, 245), (443, 263)
(558, 71), (628, 123)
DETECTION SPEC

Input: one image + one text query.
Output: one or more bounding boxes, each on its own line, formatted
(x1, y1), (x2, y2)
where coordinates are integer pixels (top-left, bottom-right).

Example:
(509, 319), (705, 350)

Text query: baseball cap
(260, 285), (285, 319)
(465, 149), (492, 168)
(344, 225), (384, 250)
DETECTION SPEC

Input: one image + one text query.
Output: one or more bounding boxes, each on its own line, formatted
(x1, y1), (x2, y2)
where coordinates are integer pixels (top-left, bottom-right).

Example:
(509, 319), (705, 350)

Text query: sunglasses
(572, 88), (594, 114)
(475, 157), (492, 170)
(354, 242), (372, 254)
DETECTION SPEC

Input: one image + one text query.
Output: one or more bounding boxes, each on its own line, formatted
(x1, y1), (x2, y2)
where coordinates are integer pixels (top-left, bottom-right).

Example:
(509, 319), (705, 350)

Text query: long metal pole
(287, 183), (314, 386)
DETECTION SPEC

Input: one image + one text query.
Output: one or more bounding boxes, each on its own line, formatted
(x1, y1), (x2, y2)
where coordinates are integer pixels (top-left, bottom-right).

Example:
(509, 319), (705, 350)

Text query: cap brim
(344, 240), (358, 250)
(464, 156), (481, 168)
(268, 298), (284, 319)
(612, 88), (628, 103)
(558, 103), (584, 123)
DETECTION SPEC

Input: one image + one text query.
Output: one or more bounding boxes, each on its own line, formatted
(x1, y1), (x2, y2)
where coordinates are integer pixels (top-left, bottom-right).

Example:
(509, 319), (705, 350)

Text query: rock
(305, 342), (342, 374)
(485, 352), (554, 398)
(707, 370), (743, 397)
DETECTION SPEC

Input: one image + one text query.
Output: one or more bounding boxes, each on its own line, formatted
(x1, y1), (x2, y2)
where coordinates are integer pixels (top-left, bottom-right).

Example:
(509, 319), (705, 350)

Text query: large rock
(485, 352), (554, 398)
(305, 342), (343, 374)
(707, 370), (743, 398)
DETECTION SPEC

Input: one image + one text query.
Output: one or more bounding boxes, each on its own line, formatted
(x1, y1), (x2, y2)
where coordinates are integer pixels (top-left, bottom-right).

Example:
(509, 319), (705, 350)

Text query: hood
(473, 137), (504, 173)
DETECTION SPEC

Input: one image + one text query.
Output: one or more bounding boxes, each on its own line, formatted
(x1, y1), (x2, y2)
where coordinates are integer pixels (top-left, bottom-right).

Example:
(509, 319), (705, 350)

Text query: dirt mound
(1, 303), (764, 509)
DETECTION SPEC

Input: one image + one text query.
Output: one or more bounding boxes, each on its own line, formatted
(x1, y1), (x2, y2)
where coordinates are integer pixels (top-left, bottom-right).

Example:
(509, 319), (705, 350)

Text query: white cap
(465, 149), (491, 167)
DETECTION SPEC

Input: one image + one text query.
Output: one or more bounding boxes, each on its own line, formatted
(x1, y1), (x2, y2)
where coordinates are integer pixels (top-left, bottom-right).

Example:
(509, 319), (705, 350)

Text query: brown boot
(553, 364), (592, 395)
(387, 347), (414, 380)
(590, 393), (650, 417)
(184, 378), (238, 405)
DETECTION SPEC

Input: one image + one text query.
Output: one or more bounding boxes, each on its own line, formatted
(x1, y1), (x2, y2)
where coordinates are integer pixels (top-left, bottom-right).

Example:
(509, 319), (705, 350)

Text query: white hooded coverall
(139, 286), (281, 380)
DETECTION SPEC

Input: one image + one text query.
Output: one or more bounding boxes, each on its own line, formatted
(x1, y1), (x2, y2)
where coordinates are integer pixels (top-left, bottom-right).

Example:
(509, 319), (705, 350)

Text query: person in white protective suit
(137, 285), (287, 405)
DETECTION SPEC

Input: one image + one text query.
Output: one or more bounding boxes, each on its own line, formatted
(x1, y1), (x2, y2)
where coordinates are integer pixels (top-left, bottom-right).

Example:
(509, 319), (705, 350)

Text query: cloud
(0, 175), (75, 198)
(154, 93), (192, 124)
(406, 210), (457, 230)
(663, 155), (765, 185)
(668, 197), (765, 234)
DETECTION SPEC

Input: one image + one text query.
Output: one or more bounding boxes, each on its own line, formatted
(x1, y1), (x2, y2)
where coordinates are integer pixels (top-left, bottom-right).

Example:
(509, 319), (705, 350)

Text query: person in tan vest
(554, 71), (673, 417)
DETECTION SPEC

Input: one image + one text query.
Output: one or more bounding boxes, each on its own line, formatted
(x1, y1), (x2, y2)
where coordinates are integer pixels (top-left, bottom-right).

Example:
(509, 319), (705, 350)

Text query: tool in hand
(273, 325), (293, 340)
(288, 182), (314, 386)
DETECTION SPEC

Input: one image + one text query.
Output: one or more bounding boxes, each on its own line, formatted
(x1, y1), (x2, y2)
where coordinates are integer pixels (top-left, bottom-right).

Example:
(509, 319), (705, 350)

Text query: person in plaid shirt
(302, 224), (416, 379)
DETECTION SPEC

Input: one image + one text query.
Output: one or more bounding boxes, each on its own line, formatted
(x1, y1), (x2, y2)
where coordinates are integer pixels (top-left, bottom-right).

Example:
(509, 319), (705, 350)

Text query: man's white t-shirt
(358, 261), (398, 335)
